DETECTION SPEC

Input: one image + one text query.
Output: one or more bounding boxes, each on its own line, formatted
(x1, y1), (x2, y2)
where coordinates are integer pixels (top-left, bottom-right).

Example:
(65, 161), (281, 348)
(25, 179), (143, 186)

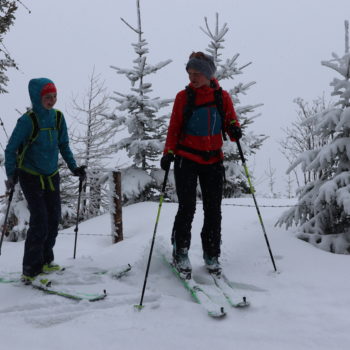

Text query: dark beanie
(186, 54), (216, 79)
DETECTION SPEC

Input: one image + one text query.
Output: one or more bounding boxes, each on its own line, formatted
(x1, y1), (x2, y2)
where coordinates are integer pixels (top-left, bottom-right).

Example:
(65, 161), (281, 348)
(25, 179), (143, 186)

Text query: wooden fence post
(111, 171), (123, 243)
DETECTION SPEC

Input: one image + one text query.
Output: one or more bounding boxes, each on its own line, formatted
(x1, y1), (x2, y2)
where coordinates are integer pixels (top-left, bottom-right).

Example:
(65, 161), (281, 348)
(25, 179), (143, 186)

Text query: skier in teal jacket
(4, 78), (86, 283)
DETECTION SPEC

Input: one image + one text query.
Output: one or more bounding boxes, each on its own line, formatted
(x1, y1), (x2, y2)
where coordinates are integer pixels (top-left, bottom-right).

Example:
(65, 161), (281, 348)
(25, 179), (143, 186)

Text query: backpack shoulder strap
(213, 88), (227, 141)
(27, 110), (40, 143)
(179, 86), (196, 138)
(17, 111), (39, 168)
(55, 109), (63, 130)
(183, 86), (196, 125)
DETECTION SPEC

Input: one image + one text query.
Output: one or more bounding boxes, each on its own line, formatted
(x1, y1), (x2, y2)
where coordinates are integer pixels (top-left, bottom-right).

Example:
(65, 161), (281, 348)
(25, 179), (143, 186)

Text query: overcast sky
(1, 0), (349, 195)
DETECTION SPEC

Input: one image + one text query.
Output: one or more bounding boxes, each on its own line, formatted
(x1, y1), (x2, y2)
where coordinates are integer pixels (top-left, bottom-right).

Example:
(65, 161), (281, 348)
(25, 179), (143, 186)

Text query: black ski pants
(172, 156), (224, 258)
(19, 171), (61, 277)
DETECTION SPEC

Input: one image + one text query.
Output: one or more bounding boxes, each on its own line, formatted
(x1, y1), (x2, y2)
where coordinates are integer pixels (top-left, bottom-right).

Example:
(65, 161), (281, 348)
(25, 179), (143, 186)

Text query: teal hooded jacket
(5, 78), (77, 178)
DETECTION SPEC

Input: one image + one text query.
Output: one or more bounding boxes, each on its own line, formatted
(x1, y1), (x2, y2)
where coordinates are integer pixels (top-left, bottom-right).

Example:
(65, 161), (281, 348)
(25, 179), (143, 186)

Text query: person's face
(41, 93), (57, 110)
(187, 68), (210, 89)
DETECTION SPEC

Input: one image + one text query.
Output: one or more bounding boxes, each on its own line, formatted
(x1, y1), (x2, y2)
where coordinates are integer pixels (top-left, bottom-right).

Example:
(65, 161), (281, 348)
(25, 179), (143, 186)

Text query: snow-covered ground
(0, 198), (349, 350)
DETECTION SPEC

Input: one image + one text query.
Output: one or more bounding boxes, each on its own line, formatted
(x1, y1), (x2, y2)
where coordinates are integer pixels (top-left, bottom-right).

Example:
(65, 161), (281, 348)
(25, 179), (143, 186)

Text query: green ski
(163, 255), (226, 318)
(30, 282), (107, 302)
(209, 272), (250, 308)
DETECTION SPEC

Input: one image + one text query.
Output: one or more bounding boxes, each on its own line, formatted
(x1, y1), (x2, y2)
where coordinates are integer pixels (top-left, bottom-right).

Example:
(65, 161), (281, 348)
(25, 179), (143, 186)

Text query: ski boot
(42, 262), (62, 274)
(21, 274), (51, 287)
(204, 253), (222, 276)
(20, 274), (36, 285)
(173, 247), (192, 280)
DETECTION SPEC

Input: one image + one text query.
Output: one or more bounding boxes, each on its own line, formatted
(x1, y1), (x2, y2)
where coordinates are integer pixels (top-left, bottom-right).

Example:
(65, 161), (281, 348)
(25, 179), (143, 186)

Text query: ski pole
(73, 177), (84, 259)
(236, 139), (277, 272)
(0, 186), (16, 256)
(136, 165), (170, 310)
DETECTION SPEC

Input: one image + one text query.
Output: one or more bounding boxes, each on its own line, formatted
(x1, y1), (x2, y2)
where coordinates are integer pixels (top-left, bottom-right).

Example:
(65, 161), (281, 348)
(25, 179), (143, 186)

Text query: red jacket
(164, 79), (240, 164)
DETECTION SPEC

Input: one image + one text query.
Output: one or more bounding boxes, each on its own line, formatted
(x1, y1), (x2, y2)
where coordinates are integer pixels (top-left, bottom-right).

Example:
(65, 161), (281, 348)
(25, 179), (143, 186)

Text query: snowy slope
(0, 198), (349, 350)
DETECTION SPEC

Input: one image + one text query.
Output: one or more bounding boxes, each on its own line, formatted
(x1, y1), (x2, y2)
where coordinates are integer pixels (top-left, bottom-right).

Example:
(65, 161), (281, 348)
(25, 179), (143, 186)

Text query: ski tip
(236, 296), (250, 308)
(209, 307), (226, 318)
(134, 304), (144, 311)
(237, 302), (250, 308)
(89, 289), (107, 302)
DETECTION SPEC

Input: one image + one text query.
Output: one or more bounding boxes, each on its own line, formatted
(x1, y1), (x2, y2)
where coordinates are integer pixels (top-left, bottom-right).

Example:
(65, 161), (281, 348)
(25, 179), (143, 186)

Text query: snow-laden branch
(111, 59), (172, 85)
(322, 53), (350, 78)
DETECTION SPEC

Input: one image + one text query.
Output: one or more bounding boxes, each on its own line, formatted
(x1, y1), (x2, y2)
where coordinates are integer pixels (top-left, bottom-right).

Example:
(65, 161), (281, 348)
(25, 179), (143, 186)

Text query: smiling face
(41, 92), (57, 110)
(187, 68), (211, 89)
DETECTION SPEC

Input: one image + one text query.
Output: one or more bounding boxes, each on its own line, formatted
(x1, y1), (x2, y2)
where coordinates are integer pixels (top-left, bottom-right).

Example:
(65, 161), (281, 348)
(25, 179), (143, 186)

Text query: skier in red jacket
(161, 51), (242, 277)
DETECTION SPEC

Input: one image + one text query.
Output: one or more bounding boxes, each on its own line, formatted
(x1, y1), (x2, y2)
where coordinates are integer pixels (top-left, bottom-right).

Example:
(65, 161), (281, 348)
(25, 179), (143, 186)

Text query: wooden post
(112, 171), (123, 243)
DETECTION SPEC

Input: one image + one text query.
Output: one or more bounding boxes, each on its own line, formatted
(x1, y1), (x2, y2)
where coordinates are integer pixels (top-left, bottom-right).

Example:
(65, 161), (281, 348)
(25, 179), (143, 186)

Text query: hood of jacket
(28, 78), (56, 118)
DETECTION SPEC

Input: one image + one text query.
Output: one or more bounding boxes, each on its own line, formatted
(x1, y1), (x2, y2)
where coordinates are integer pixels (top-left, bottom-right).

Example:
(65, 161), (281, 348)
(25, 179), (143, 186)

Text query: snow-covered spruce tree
(0, 0), (17, 94)
(279, 96), (331, 189)
(109, 0), (172, 203)
(277, 21), (350, 254)
(200, 13), (267, 198)
(67, 68), (114, 220)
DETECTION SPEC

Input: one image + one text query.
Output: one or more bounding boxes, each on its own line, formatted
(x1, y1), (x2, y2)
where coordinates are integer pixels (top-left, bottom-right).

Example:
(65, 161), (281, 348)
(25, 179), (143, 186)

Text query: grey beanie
(186, 54), (216, 79)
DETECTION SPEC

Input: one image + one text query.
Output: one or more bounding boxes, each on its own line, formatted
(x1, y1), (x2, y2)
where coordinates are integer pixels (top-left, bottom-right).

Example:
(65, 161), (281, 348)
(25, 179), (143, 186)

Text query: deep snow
(0, 198), (349, 350)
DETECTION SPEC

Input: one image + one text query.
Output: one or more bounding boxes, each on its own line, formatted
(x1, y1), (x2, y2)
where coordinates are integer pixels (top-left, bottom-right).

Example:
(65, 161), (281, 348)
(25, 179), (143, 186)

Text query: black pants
(172, 156), (224, 258)
(19, 171), (61, 277)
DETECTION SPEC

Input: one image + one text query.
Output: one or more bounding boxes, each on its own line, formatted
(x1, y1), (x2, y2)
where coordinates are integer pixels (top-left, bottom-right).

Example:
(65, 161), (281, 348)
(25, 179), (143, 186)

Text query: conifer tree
(109, 0), (172, 203)
(200, 13), (267, 197)
(277, 21), (350, 254)
(0, 0), (17, 95)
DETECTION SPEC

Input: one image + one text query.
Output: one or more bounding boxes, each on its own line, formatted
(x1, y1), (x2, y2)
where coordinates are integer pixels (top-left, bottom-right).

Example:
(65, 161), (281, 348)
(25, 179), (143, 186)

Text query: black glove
(160, 153), (175, 171)
(73, 166), (87, 181)
(228, 124), (242, 140)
